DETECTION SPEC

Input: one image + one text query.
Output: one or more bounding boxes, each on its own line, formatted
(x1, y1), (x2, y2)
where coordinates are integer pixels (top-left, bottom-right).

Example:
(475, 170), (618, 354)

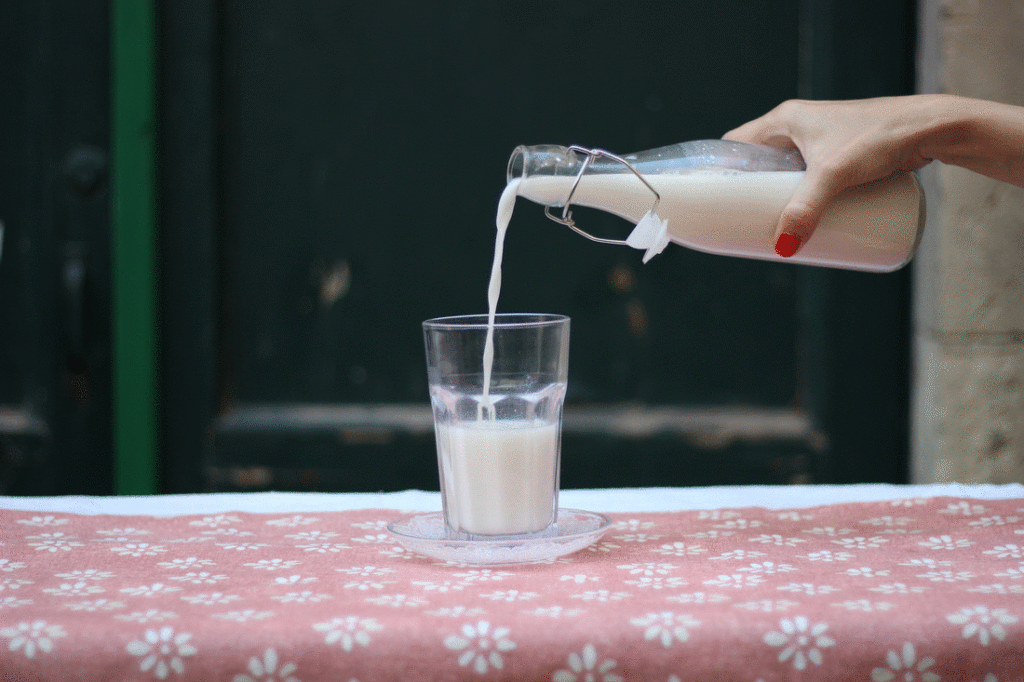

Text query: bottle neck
(507, 145), (577, 182)
(507, 145), (631, 183)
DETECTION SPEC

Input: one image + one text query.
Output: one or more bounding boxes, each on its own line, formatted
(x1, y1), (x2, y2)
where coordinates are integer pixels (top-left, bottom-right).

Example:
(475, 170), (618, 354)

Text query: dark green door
(161, 0), (916, 493)
(0, 0), (113, 494)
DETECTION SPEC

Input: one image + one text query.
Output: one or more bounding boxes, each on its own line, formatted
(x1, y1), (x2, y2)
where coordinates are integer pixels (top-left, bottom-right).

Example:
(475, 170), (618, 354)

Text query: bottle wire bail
(543, 145), (661, 246)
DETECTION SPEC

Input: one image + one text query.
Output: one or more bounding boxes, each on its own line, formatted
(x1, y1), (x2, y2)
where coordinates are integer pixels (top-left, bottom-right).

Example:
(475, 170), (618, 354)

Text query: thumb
(772, 169), (836, 258)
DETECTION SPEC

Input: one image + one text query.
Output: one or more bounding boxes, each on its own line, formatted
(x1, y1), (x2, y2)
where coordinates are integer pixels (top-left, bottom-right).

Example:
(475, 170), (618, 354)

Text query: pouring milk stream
(442, 177), (560, 536)
(479, 178), (520, 420)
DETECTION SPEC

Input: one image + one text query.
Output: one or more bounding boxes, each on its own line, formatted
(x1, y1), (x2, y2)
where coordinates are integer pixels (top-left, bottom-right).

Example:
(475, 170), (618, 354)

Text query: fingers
(721, 120), (763, 144)
(772, 168), (838, 258)
(722, 118), (787, 147)
(723, 100), (811, 148)
(724, 110), (829, 258)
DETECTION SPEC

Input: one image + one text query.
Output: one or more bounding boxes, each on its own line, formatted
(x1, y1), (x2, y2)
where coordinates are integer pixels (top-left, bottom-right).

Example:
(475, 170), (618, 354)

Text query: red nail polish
(774, 233), (802, 258)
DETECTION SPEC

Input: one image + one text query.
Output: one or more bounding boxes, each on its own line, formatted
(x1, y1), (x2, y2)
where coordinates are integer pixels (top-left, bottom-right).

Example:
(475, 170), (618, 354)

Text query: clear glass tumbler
(422, 313), (570, 539)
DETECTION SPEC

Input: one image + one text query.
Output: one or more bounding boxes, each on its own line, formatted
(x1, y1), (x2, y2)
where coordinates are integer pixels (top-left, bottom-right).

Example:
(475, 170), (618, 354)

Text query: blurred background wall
(912, 0), (1024, 483)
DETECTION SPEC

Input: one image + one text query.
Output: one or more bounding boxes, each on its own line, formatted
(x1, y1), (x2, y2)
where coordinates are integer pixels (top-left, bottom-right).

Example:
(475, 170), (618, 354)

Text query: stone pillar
(912, 0), (1024, 483)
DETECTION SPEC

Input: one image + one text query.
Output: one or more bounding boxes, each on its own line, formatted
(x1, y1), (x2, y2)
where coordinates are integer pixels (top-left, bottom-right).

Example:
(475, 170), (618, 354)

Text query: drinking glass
(422, 313), (570, 538)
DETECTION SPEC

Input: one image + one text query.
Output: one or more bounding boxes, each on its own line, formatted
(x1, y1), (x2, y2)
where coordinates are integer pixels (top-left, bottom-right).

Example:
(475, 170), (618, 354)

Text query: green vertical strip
(112, 0), (158, 494)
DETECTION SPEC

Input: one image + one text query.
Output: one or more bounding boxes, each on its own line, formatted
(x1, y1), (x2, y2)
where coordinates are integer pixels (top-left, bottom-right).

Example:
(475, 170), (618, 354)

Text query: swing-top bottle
(506, 140), (925, 272)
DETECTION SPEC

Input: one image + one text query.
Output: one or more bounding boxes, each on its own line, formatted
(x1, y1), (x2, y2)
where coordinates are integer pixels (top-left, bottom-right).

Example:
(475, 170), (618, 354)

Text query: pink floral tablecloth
(1, 495), (1023, 681)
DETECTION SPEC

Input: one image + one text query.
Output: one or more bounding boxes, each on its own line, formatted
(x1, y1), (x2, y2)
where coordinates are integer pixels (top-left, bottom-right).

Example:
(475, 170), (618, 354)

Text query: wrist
(915, 95), (1024, 185)
(908, 95), (974, 162)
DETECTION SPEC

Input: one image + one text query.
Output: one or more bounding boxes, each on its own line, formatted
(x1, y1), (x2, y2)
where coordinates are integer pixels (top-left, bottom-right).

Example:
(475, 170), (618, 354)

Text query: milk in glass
(436, 420), (559, 535)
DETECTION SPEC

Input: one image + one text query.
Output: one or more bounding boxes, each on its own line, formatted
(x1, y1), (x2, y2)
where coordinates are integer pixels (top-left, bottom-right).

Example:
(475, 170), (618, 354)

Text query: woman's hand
(723, 95), (1024, 257)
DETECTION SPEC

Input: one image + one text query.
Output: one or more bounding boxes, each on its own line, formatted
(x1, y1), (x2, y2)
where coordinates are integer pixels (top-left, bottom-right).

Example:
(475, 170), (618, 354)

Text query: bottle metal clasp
(542, 145), (661, 246)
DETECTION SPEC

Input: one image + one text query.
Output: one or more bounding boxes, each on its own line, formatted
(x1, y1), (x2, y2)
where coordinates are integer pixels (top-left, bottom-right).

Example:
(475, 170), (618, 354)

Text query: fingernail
(774, 233), (802, 258)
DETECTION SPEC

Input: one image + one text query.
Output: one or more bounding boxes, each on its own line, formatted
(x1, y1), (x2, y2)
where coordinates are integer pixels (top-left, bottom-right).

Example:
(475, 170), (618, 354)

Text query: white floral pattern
(749, 534), (807, 547)
(734, 599), (800, 612)
(777, 582), (840, 596)
(233, 648), (300, 682)
(702, 573), (765, 589)
(125, 626), (197, 678)
(630, 611), (700, 647)
(803, 526), (854, 536)
(983, 544), (1023, 559)
(650, 542), (706, 556)
(53, 568), (115, 580)
(313, 616), (384, 651)
(946, 607), (1018, 645)
(709, 549), (767, 561)
(443, 620), (515, 674)
(665, 591), (729, 605)
(841, 567), (890, 578)
(919, 535), (973, 551)
(870, 642), (939, 682)
(266, 515), (319, 527)
(244, 559), (302, 570)
(64, 598), (125, 611)
(993, 563), (1024, 580)
(570, 589), (631, 602)
(478, 589), (539, 602)
(916, 570), (975, 582)
(119, 583), (182, 597)
(110, 543), (167, 557)
(95, 527), (151, 541)
(270, 591), (332, 604)
(763, 616), (835, 669)
(189, 514), (242, 528)
(0, 577), (33, 591)
(939, 502), (987, 515)
(42, 581), (104, 597)
(157, 557), (215, 570)
(17, 516), (69, 527)
(213, 609), (275, 622)
(522, 605), (585, 617)
(364, 593), (429, 608)
(0, 620), (66, 658)
(968, 583), (1024, 595)
(168, 571), (229, 584)
(868, 582), (928, 595)
(1, 498), (1023, 680)
(831, 600), (894, 612)
(25, 533), (83, 552)
(553, 644), (621, 682)
(831, 536), (889, 549)
(798, 550), (855, 562)
(180, 592), (241, 605)
(737, 561), (797, 574)
(860, 516), (911, 528)
(0, 595), (33, 610)
(115, 609), (179, 623)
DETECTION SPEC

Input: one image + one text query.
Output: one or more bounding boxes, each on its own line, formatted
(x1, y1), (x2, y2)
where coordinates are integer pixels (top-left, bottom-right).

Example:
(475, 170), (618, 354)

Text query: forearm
(916, 95), (1024, 187)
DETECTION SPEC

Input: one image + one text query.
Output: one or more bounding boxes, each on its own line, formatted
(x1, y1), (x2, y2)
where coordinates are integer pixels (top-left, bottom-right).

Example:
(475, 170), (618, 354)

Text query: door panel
(0, 0), (113, 495)
(161, 0), (915, 492)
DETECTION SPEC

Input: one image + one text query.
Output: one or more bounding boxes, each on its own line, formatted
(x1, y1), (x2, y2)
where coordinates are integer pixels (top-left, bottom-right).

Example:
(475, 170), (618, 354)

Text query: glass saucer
(386, 509), (612, 565)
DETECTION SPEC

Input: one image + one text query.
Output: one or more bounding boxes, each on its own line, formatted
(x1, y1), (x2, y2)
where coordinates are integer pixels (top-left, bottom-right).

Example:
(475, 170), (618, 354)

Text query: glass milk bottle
(506, 140), (925, 272)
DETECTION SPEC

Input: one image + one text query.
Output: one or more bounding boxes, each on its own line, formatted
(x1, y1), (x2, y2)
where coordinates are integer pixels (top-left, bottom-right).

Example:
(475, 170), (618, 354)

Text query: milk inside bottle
(505, 140), (925, 272)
